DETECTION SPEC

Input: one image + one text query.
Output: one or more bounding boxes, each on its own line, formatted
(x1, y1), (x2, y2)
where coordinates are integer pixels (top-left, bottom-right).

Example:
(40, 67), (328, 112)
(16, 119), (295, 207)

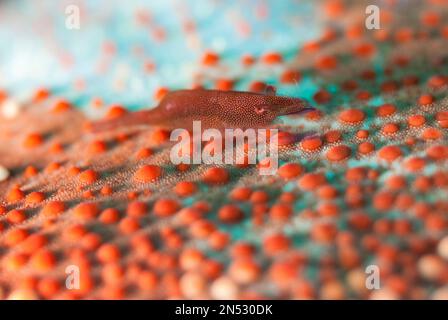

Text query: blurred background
(0, 0), (321, 107)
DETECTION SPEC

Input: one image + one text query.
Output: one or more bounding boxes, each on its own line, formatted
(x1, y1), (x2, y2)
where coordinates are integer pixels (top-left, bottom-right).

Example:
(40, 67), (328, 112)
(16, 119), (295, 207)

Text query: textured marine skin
(92, 89), (312, 131)
(2, 0), (448, 301)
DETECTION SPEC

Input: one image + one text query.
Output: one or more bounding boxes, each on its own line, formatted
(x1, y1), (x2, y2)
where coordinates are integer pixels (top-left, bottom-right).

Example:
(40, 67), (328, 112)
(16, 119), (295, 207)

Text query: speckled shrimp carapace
(91, 88), (314, 132)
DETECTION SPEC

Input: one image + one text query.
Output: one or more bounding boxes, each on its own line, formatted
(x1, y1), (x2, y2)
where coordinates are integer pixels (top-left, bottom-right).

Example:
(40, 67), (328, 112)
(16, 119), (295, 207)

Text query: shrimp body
(92, 88), (313, 132)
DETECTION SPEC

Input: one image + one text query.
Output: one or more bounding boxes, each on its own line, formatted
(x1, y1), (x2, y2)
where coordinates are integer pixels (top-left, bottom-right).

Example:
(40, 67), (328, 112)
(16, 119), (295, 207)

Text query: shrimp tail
(90, 110), (156, 133)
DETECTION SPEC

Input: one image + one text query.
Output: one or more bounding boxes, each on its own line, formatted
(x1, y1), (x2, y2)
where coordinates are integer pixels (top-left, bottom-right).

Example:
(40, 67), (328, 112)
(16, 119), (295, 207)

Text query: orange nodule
(354, 43), (375, 57)
(278, 163), (303, 179)
(135, 147), (153, 159)
(326, 145), (352, 161)
(404, 157), (425, 172)
(275, 131), (297, 146)
(203, 167), (229, 185)
(376, 103), (396, 117)
(73, 202), (99, 220)
(45, 162), (61, 173)
(150, 129), (170, 144)
(25, 191), (45, 205)
(358, 142), (375, 155)
(317, 185), (338, 199)
(215, 79), (234, 91)
(82, 190), (95, 199)
(79, 169), (99, 184)
(313, 90), (332, 104)
(7, 209), (27, 224)
(408, 114), (425, 127)
(395, 28), (414, 42)
(261, 52), (283, 64)
(87, 140), (107, 155)
(208, 231), (230, 251)
(229, 259), (261, 284)
(127, 201), (148, 217)
(201, 51), (219, 66)
(153, 198), (180, 217)
(427, 145), (448, 161)
(380, 81), (398, 93)
(127, 191), (139, 200)
(4, 228), (29, 246)
(65, 224), (87, 241)
(381, 123), (400, 135)
(177, 208), (202, 226)
(30, 249), (56, 271)
(37, 278), (61, 299)
(179, 249), (204, 271)
(100, 185), (113, 196)
(154, 87), (169, 101)
(189, 220), (216, 239)
(250, 190), (269, 203)
(422, 128), (442, 140)
(24, 165), (39, 177)
(134, 165), (162, 183)
(378, 145), (402, 162)
(218, 205), (244, 224)
(21, 234), (48, 253)
(303, 40), (320, 52)
(248, 81), (267, 93)
(7, 187), (25, 203)
(428, 75), (448, 89)
(324, 130), (341, 143)
(4, 253), (28, 271)
(263, 234), (290, 256)
(119, 217), (141, 234)
(241, 54), (255, 66)
(280, 69), (301, 84)
(41, 201), (66, 218)
(50, 142), (64, 154)
(338, 109), (365, 124)
(356, 130), (369, 139)
(68, 166), (82, 177)
(356, 91), (372, 101)
(99, 208), (121, 224)
(346, 24), (364, 39)
(419, 94), (434, 106)
(316, 55), (338, 70)
(373, 191), (395, 212)
(300, 136), (323, 151)
(311, 222), (338, 243)
(174, 181), (197, 197)
(33, 88), (50, 102)
(23, 133), (43, 148)
(317, 202), (340, 217)
(421, 11), (440, 27)
(138, 271), (159, 291)
(435, 111), (448, 128)
(52, 99), (71, 113)
(298, 173), (326, 191)
(230, 187), (252, 201)
(269, 203), (292, 222)
(106, 105), (128, 119)
(0, 89), (7, 102)
(97, 243), (121, 264)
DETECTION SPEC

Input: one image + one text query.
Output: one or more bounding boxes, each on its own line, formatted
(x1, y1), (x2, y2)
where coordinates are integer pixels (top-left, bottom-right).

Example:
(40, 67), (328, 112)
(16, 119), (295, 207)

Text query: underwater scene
(0, 0), (447, 300)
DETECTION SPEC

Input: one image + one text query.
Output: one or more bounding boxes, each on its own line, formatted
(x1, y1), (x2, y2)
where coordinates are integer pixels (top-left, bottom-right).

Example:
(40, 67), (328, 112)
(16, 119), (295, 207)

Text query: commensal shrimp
(91, 87), (314, 132)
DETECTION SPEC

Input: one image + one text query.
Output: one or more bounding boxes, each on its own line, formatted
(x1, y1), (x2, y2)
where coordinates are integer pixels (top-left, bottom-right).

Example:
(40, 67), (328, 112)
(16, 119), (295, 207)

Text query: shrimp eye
(254, 106), (267, 115)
